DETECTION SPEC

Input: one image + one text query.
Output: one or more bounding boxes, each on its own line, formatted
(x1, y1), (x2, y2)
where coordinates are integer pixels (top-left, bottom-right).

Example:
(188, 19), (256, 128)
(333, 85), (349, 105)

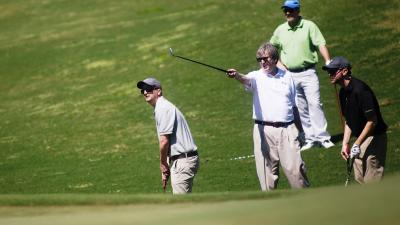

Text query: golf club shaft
(334, 84), (345, 128)
(345, 157), (355, 187)
(173, 55), (228, 73)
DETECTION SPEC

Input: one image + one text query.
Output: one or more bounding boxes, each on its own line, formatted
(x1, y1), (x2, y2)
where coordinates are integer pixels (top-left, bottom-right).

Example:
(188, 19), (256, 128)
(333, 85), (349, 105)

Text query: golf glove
(350, 144), (361, 159)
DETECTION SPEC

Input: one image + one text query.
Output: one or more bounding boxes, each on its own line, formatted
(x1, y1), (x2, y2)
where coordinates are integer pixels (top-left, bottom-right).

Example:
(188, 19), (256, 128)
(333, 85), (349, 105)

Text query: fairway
(1, 0), (400, 224)
(1, 0), (399, 194)
(1, 175), (400, 225)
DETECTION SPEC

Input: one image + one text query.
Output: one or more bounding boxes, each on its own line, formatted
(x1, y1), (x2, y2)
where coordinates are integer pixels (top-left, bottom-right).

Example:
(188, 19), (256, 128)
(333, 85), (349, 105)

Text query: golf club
(169, 48), (228, 73)
(333, 84), (345, 128)
(345, 157), (355, 187)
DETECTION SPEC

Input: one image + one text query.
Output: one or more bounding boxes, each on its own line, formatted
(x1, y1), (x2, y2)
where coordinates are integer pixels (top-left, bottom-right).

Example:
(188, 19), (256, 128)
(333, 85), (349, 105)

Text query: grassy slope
(0, 0), (399, 194)
(0, 175), (399, 225)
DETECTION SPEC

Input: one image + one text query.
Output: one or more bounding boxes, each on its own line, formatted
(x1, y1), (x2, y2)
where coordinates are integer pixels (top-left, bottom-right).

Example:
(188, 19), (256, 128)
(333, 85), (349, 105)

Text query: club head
(168, 48), (174, 56)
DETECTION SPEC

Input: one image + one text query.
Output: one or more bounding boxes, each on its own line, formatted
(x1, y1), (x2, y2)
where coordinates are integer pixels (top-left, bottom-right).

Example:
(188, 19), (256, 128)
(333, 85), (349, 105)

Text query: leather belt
(288, 64), (315, 73)
(170, 151), (198, 161)
(255, 120), (294, 128)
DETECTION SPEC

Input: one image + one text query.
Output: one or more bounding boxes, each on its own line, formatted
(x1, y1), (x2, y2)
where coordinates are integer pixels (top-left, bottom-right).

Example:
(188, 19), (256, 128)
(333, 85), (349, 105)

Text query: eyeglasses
(327, 68), (340, 75)
(282, 8), (295, 13)
(256, 56), (273, 62)
(140, 87), (156, 94)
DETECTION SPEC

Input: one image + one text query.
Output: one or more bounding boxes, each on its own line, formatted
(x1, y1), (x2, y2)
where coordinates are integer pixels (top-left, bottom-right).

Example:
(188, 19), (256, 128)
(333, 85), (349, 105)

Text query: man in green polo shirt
(270, 0), (334, 151)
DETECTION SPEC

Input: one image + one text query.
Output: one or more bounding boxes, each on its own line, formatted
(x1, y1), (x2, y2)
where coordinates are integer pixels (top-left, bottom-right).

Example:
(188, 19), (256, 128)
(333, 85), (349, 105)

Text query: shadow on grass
(331, 133), (344, 143)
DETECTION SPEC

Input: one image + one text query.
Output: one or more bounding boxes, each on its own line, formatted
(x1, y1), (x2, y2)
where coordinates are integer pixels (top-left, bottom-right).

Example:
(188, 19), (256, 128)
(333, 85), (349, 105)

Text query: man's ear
(342, 68), (349, 76)
(157, 89), (162, 97)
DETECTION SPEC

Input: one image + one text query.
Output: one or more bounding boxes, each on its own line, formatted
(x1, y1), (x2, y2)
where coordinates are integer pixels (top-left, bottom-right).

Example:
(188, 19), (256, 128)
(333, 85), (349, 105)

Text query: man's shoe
(320, 140), (335, 149)
(300, 142), (315, 151)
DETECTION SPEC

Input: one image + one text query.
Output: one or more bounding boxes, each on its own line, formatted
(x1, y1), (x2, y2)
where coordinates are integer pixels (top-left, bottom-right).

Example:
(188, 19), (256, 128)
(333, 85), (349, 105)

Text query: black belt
(288, 64), (315, 73)
(170, 151), (198, 161)
(255, 120), (294, 128)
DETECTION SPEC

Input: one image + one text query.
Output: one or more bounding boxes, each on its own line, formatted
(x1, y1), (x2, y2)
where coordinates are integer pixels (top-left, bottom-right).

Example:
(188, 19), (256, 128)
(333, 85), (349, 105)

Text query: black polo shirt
(339, 76), (387, 137)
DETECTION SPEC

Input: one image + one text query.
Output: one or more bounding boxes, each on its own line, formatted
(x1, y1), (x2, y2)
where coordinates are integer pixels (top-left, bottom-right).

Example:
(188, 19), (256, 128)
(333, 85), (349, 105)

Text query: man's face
(283, 7), (300, 23)
(140, 85), (160, 105)
(327, 68), (344, 84)
(256, 53), (277, 73)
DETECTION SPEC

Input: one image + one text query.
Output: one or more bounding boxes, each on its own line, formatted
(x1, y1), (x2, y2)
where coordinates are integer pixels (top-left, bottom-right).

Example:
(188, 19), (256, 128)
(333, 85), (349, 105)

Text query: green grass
(0, 175), (400, 225)
(0, 0), (399, 195)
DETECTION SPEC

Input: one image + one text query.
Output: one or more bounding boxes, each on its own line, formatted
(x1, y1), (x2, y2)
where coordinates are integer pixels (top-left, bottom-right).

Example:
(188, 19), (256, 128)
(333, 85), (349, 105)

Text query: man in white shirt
(227, 43), (309, 190)
(137, 77), (199, 194)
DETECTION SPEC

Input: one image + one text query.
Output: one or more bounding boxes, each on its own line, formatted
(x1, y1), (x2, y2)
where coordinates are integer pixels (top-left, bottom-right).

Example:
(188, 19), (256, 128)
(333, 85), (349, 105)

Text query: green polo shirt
(270, 18), (326, 70)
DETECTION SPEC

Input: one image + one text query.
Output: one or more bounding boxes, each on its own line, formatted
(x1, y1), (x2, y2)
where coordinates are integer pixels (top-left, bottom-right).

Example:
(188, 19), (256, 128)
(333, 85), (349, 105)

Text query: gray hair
(256, 43), (279, 61)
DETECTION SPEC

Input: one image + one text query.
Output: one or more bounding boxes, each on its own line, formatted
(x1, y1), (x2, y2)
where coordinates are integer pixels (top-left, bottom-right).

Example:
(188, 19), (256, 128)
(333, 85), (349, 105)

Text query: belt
(255, 120), (294, 128)
(170, 151), (198, 161)
(288, 64), (315, 73)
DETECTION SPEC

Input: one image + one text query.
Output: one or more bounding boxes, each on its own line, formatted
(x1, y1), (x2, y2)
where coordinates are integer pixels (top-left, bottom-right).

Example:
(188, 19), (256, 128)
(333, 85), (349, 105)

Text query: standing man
(269, 0), (334, 151)
(137, 77), (200, 194)
(323, 57), (388, 183)
(226, 43), (309, 191)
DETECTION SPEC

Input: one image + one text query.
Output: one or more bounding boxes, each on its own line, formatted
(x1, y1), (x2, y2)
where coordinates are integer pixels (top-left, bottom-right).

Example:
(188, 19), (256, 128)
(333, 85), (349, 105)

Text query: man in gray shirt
(137, 77), (199, 194)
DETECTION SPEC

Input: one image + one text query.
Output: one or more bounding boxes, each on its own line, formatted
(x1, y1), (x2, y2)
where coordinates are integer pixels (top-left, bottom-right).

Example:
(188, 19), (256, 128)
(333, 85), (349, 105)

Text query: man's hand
(162, 171), (170, 192)
(350, 144), (361, 159)
(298, 131), (306, 146)
(226, 69), (238, 78)
(341, 143), (350, 160)
(325, 59), (332, 66)
(160, 162), (170, 192)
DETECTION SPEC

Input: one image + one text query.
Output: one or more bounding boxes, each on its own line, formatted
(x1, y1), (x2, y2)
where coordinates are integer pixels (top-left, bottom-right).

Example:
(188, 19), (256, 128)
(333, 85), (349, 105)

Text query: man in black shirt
(323, 56), (388, 183)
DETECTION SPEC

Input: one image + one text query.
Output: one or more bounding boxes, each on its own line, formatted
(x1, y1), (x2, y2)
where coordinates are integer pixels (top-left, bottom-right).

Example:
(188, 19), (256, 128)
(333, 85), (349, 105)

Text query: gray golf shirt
(154, 97), (197, 157)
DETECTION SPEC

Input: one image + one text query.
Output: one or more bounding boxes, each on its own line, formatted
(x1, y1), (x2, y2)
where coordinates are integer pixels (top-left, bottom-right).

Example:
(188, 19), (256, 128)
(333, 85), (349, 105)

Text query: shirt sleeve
(359, 90), (377, 122)
(156, 107), (176, 135)
(289, 75), (297, 106)
(269, 27), (282, 50)
(244, 72), (256, 92)
(309, 21), (326, 47)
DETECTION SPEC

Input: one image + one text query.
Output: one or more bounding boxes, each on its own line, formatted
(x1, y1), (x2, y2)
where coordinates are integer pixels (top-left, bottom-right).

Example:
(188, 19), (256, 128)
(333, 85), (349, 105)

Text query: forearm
(319, 45), (331, 64)
(354, 120), (376, 146)
(227, 69), (250, 86)
(235, 72), (250, 85)
(342, 123), (352, 146)
(159, 135), (170, 165)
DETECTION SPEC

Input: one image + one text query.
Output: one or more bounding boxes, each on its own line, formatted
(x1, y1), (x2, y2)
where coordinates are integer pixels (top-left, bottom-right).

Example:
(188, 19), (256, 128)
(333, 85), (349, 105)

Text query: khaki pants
(253, 123), (310, 191)
(170, 155), (199, 194)
(354, 133), (387, 184)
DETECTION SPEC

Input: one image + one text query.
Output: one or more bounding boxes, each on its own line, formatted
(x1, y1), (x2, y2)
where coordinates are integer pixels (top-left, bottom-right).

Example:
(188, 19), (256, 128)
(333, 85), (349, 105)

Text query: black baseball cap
(322, 56), (352, 71)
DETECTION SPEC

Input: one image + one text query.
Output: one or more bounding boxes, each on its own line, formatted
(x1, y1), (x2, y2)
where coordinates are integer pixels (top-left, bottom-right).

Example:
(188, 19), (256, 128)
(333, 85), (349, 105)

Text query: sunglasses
(140, 87), (156, 94)
(282, 8), (296, 13)
(256, 56), (273, 62)
(327, 68), (341, 75)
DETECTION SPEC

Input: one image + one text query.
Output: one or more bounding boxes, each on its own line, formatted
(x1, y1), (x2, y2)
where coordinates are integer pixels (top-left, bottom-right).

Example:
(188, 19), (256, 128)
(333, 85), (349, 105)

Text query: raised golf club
(169, 48), (228, 73)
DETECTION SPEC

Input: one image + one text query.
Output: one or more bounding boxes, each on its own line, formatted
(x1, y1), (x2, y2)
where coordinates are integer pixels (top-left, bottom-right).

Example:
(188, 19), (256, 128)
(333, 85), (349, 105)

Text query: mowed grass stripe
(0, 175), (399, 225)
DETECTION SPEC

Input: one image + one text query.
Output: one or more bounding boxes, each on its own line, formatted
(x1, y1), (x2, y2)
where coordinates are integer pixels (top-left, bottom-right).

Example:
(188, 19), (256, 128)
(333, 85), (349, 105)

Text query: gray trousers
(253, 123), (310, 191)
(354, 133), (387, 183)
(170, 155), (199, 194)
(291, 69), (331, 143)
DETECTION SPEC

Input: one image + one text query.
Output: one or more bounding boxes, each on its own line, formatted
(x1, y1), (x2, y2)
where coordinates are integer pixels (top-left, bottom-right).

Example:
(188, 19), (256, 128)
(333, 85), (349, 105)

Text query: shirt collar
(344, 78), (354, 93)
(285, 17), (304, 31)
(259, 68), (284, 78)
